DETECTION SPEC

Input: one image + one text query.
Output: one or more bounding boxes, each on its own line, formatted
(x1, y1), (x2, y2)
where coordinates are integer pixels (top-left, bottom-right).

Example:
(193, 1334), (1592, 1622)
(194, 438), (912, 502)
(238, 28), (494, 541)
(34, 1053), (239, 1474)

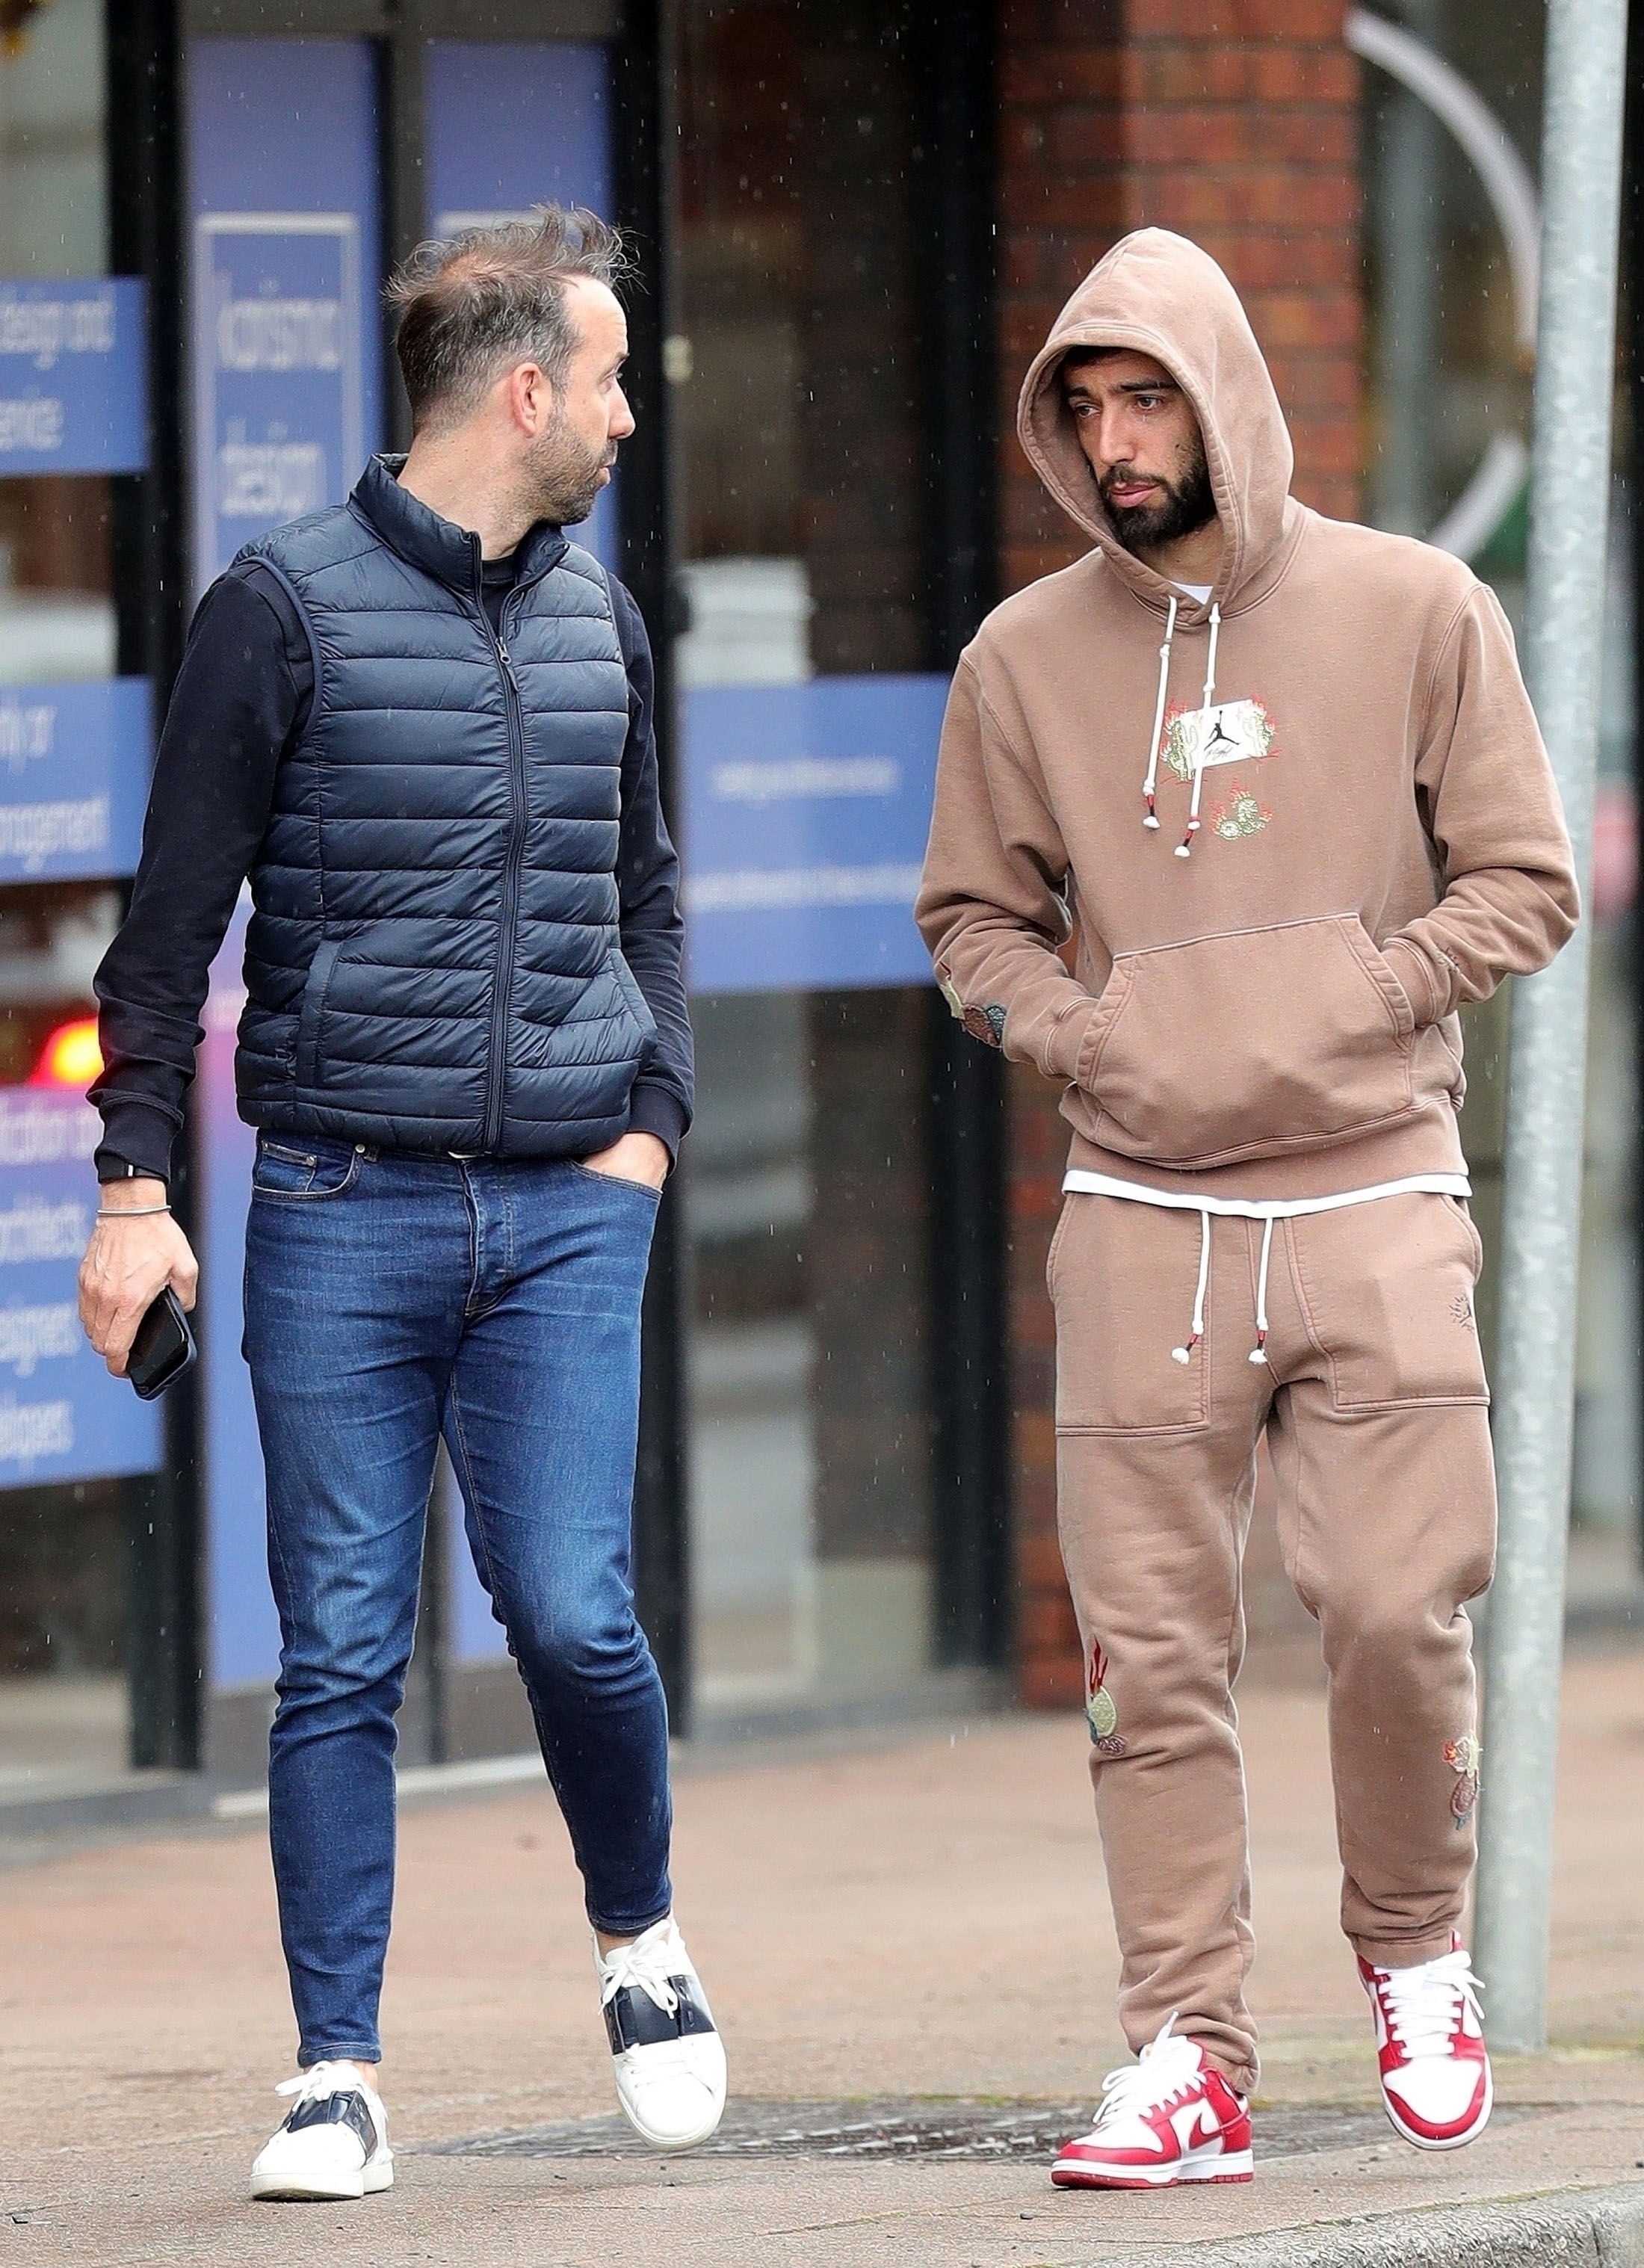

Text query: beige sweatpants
(1048, 1190), (1495, 2096)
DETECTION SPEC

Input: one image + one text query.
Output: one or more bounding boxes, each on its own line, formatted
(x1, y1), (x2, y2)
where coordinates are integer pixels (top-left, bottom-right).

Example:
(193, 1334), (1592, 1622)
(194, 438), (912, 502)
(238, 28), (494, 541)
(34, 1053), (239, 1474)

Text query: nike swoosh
(1166, 2101), (1223, 2153)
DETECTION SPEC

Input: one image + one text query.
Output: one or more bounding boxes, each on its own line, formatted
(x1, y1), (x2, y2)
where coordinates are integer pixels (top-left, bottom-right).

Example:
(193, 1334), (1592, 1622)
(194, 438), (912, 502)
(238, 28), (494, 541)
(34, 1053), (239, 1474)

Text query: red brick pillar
(997, 0), (1364, 1708)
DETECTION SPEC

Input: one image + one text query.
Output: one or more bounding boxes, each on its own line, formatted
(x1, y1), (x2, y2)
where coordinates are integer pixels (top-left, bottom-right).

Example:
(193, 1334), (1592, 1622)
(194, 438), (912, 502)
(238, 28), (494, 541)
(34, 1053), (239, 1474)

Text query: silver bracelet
(95, 1205), (171, 1218)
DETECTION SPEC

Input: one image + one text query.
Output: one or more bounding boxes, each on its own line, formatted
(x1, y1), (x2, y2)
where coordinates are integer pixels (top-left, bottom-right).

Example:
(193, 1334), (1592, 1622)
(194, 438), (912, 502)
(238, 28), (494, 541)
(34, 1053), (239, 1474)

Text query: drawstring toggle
(1172, 602), (1220, 862)
(1141, 597), (1178, 834)
(1249, 1214), (1276, 1367)
(1172, 1210), (1212, 1365)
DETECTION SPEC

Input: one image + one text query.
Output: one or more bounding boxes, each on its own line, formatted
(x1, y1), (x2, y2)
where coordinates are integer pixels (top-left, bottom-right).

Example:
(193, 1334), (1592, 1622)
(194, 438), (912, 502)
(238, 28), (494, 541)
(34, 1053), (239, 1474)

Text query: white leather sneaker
(250, 2060), (393, 2201)
(1051, 2015), (1254, 2189)
(596, 1915), (727, 2151)
(1359, 1935), (1492, 2149)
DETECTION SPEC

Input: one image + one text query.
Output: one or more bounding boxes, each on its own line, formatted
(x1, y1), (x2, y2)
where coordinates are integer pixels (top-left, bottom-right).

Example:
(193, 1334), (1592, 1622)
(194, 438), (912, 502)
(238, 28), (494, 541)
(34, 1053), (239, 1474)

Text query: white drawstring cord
(1249, 1213), (1275, 1365)
(1175, 602), (1221, 860)
(1142, 596), (1178, 829)
(1171, 1208), (1212, 1365)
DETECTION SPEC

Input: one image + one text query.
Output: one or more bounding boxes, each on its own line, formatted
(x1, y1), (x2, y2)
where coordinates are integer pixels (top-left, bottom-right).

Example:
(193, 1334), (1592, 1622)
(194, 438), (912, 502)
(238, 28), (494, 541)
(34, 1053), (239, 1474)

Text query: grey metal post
(1474, 0), (1629, 2053)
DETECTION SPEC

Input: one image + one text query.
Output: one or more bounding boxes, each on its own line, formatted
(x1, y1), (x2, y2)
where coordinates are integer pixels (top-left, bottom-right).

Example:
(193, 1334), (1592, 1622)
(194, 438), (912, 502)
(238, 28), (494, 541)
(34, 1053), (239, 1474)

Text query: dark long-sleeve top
(92, 550), (693, 1183)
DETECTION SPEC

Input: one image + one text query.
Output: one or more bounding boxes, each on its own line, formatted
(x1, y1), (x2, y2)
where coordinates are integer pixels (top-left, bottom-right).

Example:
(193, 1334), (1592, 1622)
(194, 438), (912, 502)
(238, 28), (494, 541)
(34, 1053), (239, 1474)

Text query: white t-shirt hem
(1059, 1168), (1472, 1220)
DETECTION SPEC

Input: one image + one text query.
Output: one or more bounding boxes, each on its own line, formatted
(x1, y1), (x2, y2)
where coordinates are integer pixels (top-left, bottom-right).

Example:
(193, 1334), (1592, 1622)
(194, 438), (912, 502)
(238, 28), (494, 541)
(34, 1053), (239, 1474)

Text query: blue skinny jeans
(243, 1135), (673, 2066)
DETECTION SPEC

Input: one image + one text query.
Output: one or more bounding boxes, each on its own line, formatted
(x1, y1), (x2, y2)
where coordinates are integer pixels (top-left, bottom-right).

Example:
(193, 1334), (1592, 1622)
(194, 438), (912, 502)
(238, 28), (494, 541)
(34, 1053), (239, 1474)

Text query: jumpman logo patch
(1164, 697), (1276, 781)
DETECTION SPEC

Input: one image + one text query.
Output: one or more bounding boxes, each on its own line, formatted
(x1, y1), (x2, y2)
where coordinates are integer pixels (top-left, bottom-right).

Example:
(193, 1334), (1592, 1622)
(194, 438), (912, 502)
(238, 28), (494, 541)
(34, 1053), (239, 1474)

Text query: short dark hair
(385, 204), (630, 433)
(1061, 347), (1174, 383)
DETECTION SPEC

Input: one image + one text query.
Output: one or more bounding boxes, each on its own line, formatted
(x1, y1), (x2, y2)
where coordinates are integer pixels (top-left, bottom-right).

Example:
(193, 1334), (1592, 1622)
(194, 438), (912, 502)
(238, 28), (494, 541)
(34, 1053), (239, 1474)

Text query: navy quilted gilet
(232, 456), (655, 1158)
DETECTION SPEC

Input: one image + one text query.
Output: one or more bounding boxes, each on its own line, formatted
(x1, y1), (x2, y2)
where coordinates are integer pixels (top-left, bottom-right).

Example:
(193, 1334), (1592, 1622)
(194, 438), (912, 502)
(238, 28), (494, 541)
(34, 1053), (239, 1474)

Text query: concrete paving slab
(0, 1654), (1638, 2265)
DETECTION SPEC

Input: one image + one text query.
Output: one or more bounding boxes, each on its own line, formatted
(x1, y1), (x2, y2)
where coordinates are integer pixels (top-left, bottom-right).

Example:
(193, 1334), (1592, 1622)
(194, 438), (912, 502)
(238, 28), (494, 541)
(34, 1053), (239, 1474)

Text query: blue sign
(682, 676), (947, 994)
(427, 41), (609, 226)
(0, 279), (147, 475)
(192, 215), (365, 591)
(0, 1090), (161, 1486)
(189, 38), (383, 1691)
(188, 40), (383, 595)
(426, 40), (617, 578)
(0, 679), (150, 883)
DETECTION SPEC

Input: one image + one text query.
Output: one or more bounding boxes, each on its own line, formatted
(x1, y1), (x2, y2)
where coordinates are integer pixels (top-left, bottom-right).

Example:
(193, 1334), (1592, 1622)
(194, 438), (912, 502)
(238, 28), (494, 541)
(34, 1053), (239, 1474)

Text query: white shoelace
(599, 1923), (682, 2018)
(274, 2059), (374, 2107)
(1141, 596), (1178, 828)
(1091, 2015), (1205, 2127)
(1376, 1948), (1484, 2060)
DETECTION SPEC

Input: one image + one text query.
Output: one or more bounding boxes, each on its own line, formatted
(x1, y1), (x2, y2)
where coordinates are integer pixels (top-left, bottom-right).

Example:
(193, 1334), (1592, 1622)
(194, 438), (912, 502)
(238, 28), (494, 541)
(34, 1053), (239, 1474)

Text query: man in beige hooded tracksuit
(918, 230), (1577, 2187)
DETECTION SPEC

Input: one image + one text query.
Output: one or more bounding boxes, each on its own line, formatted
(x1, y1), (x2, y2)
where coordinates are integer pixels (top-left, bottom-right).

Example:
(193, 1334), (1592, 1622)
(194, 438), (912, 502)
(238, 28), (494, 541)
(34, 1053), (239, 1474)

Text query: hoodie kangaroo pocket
(1086, 915), (1415, 1170)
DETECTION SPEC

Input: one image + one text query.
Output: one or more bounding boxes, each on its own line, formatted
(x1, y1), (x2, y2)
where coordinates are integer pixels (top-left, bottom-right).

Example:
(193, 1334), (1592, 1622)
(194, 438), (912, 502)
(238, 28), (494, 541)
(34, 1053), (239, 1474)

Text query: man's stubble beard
(522, 409), (612, 528)
(1100, 429), (1216, 556)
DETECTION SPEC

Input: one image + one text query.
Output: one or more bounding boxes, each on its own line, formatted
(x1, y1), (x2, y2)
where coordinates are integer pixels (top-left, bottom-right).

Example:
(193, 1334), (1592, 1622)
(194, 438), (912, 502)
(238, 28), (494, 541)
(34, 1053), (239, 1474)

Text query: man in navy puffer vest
(78, 208), (725, 2199)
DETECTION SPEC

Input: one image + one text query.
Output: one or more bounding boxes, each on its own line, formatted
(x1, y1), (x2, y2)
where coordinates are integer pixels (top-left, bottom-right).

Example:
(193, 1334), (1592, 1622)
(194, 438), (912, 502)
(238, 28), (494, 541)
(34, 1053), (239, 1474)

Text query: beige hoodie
(917, 229), (1578, 1200)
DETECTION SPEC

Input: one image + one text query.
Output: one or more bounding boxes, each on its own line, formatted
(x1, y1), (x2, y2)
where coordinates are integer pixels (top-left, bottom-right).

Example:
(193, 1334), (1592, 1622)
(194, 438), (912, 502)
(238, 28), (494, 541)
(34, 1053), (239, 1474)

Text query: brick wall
(996, 0), (1365, 1708)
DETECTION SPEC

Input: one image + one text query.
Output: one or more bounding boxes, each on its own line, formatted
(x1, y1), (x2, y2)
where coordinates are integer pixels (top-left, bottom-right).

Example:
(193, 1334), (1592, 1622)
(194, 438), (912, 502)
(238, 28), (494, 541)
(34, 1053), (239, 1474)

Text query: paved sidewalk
(0, 1652), (1639, 2266)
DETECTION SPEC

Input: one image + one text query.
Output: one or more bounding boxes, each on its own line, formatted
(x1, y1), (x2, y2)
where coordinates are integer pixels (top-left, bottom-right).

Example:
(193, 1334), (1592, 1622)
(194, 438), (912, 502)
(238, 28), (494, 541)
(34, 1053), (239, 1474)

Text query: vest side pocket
(294, 937), (343, 1089)
(607, 948), (659, 1063)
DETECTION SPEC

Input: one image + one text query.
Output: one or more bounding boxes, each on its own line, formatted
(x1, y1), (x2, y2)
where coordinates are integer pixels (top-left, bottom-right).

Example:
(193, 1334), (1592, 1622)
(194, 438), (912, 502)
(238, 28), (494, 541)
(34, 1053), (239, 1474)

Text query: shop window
(0, 0), (153, 1791)
(676, 3), (945, 1711)
(1361, 1), (1641, 1597)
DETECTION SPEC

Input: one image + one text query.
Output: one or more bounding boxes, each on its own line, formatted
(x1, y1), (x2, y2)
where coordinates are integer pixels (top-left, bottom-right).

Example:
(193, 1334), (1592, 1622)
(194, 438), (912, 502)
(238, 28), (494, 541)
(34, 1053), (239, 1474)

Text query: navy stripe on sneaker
(603, 1974), (718, 2055)
(285, 2088), (377, 2160)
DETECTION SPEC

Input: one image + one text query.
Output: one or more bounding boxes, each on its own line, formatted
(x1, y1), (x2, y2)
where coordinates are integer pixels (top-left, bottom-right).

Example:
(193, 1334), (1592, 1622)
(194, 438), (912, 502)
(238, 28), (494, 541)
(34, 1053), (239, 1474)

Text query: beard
(1100, 432), (1215, 554)
(522, 410), (614, 527)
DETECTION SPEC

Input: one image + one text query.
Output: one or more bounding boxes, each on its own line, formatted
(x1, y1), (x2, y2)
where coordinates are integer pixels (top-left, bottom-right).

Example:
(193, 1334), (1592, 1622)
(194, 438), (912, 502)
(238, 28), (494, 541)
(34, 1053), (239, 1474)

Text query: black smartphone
(126, 1285), (197, 1401)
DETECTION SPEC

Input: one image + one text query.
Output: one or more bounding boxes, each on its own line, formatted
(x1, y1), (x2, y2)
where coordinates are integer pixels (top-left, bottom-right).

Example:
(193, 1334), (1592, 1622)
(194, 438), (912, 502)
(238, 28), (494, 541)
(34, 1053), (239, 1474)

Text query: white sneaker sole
(1051, 2144), (1254, 2189)
(250, 2158), (393, 2202)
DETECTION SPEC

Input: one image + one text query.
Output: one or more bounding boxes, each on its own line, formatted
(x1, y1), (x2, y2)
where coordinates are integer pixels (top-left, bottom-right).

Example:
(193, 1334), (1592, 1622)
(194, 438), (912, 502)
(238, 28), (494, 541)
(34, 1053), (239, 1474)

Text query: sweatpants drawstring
(1142, 596), (1178, 830)
(1176, 602), (1222, 861)
(1171, 1209), (1212, 1365)
(1249, 1214), (1275, 1366)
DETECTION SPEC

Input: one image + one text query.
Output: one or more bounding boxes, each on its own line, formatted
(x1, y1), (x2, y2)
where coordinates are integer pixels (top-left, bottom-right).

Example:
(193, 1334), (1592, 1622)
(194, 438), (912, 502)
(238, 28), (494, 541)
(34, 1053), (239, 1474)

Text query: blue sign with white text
(682, 676), (948, 994)
(192, 216), (365, 591)
(0, 679), (151, 883)
(189, 39), (384, 1691)
(0, 1090), (161, 1486)
(188, 39), (383, 596)
(0, 279), (147, 475)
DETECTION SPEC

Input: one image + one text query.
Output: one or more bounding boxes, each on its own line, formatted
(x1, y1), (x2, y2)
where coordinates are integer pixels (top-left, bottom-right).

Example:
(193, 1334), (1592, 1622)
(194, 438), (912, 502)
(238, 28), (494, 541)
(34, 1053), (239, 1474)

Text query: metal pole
(1474, 0), (1630, 2054)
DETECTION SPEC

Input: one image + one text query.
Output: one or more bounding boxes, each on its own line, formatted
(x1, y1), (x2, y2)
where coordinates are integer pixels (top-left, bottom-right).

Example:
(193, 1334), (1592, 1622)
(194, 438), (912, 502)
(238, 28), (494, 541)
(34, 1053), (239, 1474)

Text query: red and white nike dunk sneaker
(1358, 1933), (1492, 2150)
(1050, 2016), (1252, 2190)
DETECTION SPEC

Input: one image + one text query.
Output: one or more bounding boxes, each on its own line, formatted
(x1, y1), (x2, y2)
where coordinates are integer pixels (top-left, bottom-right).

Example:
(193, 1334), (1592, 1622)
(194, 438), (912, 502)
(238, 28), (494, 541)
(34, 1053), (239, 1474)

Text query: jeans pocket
(252, 1136), (364, 1202)
(568, 1158), (663, 1205)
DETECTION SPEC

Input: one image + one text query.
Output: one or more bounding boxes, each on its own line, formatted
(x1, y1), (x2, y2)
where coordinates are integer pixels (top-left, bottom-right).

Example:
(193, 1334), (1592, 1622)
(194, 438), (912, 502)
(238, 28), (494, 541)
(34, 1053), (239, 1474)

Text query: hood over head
(1017, 229), (1296, 615)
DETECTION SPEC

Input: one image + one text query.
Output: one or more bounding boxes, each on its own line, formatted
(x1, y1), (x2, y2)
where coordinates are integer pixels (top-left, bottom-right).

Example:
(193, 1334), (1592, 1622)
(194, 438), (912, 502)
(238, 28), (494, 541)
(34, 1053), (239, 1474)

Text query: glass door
(0, 0), (161, 1794)
(675, 3), (951, 1714)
